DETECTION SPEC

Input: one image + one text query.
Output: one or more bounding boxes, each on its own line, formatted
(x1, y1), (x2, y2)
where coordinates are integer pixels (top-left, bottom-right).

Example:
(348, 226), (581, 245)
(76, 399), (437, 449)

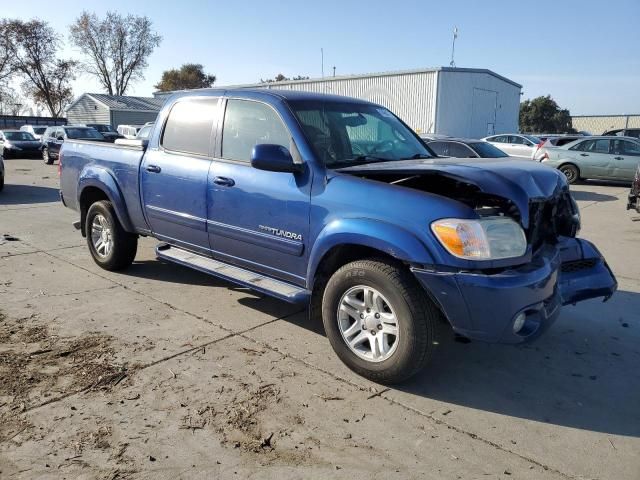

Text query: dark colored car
(42, 126), (107, 164)
(0, 154), (4, 191)
(628, 163), (640, 213)
(604, 128), (640, 139)
(0, 130), (42, 158)
(86, 124), (123, 142)
(426, 138), (508, 158)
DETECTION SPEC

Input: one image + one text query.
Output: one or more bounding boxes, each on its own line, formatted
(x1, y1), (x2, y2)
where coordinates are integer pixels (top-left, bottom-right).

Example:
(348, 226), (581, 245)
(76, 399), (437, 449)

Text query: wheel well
(79, 187), (110, 236)
(313, 244), (402, 287)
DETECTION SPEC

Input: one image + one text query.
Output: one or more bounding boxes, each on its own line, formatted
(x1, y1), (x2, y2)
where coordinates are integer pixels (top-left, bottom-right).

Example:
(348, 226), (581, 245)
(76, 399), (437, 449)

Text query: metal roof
(223, 67), (522, 89)
(67, 93), (165, 112)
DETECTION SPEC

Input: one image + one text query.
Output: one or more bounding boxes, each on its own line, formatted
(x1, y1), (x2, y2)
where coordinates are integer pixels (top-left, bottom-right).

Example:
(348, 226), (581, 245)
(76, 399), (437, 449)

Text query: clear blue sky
(4, 0), (639, 115)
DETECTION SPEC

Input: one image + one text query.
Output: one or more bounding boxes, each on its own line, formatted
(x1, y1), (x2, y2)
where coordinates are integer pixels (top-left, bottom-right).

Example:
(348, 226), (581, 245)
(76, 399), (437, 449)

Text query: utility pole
(449, 26), (458, 68)
(333, 66), (336, 77)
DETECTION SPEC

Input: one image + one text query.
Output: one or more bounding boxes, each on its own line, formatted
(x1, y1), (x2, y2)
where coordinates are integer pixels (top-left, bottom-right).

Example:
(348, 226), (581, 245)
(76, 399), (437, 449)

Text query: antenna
(449, 26), (458, 68)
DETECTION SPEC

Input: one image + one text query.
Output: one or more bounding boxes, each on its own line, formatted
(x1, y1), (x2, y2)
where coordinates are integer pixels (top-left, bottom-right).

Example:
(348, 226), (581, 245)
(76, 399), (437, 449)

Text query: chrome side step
(155, 244), (310, 304)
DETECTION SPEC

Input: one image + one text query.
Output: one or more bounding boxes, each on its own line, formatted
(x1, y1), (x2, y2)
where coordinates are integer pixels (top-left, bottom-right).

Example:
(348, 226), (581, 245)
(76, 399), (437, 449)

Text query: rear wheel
(321, 258), (436, 384)
(559, 164), (580, 184)
(0, 172), (4, 192)
(85, 200), (137, 271)
(42, 148), (53, 165)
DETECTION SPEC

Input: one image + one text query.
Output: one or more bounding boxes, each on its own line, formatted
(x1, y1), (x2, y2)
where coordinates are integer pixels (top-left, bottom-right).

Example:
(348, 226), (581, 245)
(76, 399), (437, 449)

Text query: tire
(0, 173), (4, 192)
(42, 148), (53, 165)
(85, 200), (137, 271)
(559, 164), (580, 184)
(321, 258), (436, 384)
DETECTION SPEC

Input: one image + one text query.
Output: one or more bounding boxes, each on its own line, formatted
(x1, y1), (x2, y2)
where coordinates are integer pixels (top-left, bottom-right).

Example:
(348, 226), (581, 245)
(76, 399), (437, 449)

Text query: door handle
(213, 176), (235, 187)
(580, 153), (589, 157)
(145, 165), (161, 173)
(614, 156), (624, 160)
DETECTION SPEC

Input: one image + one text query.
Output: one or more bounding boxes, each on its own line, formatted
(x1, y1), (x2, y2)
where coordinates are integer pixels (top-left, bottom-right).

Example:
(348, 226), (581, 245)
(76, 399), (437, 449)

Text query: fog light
(513, 312), (527, 334)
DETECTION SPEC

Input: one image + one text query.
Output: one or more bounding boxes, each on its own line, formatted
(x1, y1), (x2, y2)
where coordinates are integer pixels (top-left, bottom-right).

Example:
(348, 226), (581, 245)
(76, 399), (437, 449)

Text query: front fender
(307, 218), (436, 284)
(78, 165), (134, 233)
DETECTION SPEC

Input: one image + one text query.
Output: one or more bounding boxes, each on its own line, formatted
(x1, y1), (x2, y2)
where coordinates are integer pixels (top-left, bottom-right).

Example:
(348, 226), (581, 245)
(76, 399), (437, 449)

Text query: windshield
(289, 100), (433, 168)
(524, 135), (542, 144)
(471, 142), (509, 158)
(65, 128), (105, 139)
(88, 124), (113, 133)
(4, 131), (36, 141)
(33, 127), (47, 134)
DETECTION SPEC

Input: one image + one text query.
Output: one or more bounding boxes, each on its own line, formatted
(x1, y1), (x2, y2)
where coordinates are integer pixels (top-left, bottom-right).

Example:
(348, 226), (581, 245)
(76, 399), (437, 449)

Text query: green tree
(154, 64), (216, 91)
(519, 95), (574, 134)
(260, 74), (309, 83)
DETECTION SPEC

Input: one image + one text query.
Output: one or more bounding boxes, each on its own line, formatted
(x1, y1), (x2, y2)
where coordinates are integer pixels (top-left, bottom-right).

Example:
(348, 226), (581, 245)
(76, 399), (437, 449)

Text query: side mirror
(251, 144), (301, 173)
(56, 135), (64, 141)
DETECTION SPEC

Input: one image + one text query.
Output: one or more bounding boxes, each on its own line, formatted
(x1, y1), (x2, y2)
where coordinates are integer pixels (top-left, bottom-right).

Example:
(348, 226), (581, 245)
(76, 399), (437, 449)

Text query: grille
(561, 259), (597, 273)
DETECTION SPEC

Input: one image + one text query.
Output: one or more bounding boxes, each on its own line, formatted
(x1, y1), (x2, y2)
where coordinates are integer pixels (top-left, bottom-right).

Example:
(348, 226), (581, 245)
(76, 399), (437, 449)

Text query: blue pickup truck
(59, 89), (617, 383)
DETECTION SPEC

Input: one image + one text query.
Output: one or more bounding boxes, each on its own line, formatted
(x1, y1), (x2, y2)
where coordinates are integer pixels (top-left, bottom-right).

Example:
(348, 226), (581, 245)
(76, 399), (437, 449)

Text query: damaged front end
(339, 158), (617, 343)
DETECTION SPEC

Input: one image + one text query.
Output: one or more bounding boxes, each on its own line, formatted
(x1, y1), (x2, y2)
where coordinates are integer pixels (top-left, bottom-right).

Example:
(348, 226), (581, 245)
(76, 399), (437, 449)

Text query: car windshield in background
(471, 142), (508, 158)
(5, 131), (36, 141)
(33, 127), (47, 134)
(88, 125), (113, 133)
(524, 135), (542, 144)
(66, 128), (104, 139)
(289, 100), (432, 168)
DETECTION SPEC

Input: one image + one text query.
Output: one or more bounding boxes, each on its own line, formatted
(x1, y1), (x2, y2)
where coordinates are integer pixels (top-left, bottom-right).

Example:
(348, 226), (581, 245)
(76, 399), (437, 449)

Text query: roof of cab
(165, 88), (374, 105)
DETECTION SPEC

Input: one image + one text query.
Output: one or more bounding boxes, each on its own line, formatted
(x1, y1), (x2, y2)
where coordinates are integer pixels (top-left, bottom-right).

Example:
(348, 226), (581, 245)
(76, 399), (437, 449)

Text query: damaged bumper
(411, 237), (617, 344)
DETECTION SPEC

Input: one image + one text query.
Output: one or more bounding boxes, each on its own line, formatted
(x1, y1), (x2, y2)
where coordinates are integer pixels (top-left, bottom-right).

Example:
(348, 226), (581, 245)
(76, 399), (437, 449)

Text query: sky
(3, 0), (640, 115)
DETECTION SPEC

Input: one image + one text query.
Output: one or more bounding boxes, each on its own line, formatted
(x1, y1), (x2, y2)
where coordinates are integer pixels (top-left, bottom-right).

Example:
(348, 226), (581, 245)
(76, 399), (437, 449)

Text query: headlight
(4, 142), (13, 148)
(431, 217), (527, 260)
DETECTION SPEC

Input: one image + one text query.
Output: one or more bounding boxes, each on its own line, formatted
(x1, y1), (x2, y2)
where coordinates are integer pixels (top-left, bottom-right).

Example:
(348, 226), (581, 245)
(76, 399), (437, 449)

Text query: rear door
(140, 97), (220, 253)
(611, 139), (640, 180)
(508, 135), (534, 159)
(207, 98), (311, 285)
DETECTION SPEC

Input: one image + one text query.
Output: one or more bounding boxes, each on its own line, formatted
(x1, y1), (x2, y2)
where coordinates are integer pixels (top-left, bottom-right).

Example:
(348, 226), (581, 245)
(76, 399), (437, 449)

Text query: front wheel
(42, 148), (53, 165)
(559, 164), (580, 184)
(321, 258), (436, 384)
(85, 200), (137, 271)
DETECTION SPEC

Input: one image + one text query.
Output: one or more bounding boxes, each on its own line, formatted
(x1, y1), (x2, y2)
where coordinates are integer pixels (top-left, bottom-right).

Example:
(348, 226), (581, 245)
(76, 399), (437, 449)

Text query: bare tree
(70, 11), (162, 95)
(4, 20), (77, 117)
(0, 20), (15, 82)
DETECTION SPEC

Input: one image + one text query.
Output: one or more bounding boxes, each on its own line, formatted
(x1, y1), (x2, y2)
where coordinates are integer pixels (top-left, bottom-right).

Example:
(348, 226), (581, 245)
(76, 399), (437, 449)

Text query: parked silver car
(482, 134), (543, 159)
(539, 136), (640, 184)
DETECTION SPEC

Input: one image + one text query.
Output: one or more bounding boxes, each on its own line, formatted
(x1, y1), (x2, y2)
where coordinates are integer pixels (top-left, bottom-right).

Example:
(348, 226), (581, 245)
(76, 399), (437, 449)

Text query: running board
(155, 244), (310, 304)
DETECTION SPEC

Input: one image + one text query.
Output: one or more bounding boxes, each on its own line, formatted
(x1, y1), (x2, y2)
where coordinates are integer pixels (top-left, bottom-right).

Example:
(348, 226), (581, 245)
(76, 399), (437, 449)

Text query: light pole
(14, 103), (22, 116)
(449, 27), (458, 68)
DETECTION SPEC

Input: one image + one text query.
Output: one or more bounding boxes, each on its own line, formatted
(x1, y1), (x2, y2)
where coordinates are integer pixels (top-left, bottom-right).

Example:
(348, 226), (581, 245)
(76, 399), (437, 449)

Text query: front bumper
(628, 191), (639, 212)
(412, 237), (617, 344)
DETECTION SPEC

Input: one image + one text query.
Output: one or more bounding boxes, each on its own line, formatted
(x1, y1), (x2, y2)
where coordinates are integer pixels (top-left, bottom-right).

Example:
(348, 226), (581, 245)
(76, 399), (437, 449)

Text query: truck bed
(59, 139), (149, 233)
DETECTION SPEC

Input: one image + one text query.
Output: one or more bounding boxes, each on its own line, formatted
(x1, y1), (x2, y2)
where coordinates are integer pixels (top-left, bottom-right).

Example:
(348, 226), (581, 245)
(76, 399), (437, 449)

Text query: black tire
(321, 258), (436, 384)
(559, 164), (580, 184)
(85, 200), (137, 271)
(0, 173), (4, 192)
(42, 148), (53, 165)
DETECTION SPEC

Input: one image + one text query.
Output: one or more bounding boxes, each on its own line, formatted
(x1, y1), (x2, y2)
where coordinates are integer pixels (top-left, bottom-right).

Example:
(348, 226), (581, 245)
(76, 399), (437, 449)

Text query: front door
(570, 138), (611, 178)
(610, 139), (640, 181)
(140, 97), (219, 253)
(207, 98), (311, 285)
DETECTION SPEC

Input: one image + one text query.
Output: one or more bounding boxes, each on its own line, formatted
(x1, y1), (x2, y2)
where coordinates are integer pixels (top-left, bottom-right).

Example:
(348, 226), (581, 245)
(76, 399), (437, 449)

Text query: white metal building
(228, 67), (522, 138)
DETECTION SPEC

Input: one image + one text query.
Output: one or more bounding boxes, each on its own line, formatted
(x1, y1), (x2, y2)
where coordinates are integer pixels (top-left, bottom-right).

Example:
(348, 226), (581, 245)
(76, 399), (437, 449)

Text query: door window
(161, 98), (219, 156)
(447, 142), (477, 157)
(490, 135), (507, 143)
(427, 141), (450, 156)
(509, 136), (526, 145)
(572, 139), (610, 153)
(222, 99), (290, 162)
(614, 140), (640, 156)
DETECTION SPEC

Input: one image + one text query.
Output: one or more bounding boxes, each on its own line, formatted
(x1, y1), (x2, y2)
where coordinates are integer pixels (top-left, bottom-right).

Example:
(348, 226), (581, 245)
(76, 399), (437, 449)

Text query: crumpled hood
(337, 157), (568, 228)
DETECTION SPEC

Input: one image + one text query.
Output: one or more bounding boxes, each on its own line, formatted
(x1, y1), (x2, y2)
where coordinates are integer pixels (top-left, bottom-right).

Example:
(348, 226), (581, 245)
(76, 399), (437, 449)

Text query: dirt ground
(1, 157), (639, 479)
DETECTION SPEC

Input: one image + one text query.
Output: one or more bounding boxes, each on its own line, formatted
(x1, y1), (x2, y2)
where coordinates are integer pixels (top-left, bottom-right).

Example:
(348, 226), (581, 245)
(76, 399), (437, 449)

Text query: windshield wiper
(400, 153), (433, 160)
(331, 155), (392, 168)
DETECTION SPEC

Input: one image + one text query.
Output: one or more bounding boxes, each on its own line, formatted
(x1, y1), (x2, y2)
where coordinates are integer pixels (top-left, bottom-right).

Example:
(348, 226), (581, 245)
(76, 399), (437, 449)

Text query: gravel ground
(1, 157), (639, 479)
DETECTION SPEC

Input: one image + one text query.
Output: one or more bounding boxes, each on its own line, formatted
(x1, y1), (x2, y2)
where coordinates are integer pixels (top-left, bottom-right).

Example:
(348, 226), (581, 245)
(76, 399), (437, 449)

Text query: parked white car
(19, 125), (48, 141)
(117, 125), (143, 139)
(482, 134), (543, 160)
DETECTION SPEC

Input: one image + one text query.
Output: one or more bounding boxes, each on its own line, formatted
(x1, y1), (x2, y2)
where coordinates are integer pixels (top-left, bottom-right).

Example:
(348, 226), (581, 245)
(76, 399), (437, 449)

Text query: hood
(336, 157), (568, 228)
(6, 140), (42, 148)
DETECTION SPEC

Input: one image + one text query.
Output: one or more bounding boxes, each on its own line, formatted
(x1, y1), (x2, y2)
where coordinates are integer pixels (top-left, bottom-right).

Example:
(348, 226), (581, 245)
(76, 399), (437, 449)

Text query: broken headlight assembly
(431, 217), (527, 260)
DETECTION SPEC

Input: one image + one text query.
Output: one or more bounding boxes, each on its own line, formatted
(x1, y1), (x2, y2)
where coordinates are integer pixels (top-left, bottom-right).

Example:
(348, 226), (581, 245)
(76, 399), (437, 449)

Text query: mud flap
(558, 238), (617, 306)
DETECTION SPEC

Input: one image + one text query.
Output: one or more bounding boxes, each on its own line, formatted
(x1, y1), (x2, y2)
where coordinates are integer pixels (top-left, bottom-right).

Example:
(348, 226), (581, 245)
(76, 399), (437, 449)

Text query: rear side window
(162, 98), (219, 156)
(427, 141), (450, 156)
(489, 135), (507, 143)
(222, 99), (290, 162)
